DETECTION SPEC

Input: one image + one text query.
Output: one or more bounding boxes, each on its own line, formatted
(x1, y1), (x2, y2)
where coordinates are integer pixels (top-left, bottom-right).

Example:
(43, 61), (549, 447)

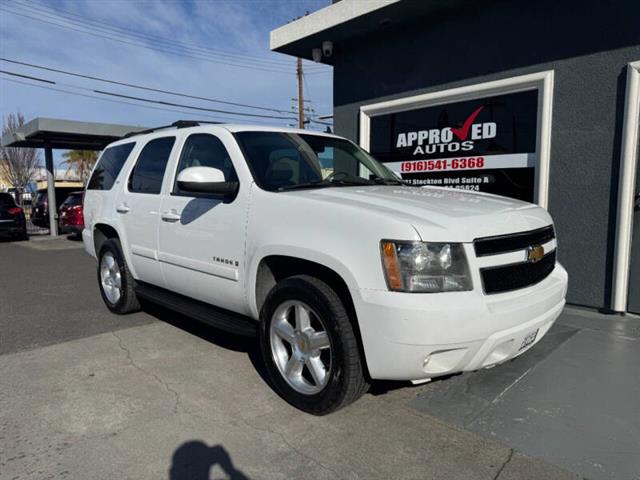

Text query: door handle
(116, 203), (130, 214)
(161, 211), (181, 222)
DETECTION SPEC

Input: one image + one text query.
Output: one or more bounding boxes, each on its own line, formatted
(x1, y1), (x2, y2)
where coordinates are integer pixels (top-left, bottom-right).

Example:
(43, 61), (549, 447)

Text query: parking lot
(1, 237), (637, 480)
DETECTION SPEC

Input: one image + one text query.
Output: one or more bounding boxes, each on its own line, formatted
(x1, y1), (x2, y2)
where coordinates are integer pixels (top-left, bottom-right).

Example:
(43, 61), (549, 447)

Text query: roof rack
(122, 120), (221, 139)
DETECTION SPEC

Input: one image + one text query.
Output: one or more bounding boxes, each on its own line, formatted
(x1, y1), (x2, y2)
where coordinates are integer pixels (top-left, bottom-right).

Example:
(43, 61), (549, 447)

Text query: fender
(245, 244), (362, 320)
(92, 220), (139, 280)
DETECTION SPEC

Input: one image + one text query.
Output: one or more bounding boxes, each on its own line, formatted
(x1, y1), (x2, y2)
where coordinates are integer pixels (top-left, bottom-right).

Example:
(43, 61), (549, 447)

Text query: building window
(359, 70), (554, 207)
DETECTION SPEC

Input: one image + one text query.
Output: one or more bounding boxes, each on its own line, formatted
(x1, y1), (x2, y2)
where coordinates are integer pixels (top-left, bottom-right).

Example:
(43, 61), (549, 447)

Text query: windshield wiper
(371, 177), (406, 186)
(278, 177), (373, 192)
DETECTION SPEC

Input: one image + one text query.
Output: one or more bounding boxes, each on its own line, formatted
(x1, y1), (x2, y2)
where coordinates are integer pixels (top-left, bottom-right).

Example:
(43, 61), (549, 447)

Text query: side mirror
(176, 167), (238, 196)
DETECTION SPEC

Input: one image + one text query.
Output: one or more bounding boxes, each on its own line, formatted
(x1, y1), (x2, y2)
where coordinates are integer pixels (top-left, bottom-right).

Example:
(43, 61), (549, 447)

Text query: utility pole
(296, 57), (304, 129)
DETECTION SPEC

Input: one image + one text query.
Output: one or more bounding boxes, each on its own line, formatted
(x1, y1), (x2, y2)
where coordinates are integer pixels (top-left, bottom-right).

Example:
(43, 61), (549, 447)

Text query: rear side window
(129, 137), (176, 194)
(62, 193), (83, 206)
(87, 142), (135, 190)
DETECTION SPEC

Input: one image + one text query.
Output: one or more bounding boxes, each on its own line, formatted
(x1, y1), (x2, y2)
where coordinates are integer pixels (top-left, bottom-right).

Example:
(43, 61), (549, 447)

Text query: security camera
(322, 41), (333, 58)
(312, 48), (322, 63)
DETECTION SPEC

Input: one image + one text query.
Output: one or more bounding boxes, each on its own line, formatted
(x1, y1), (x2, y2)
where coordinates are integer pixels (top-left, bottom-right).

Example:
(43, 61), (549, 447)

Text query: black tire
(97, 238), (141, 314)
(259, 275), (369, 415)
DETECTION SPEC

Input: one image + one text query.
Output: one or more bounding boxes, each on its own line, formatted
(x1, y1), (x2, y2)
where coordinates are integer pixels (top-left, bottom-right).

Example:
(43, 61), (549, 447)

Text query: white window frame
(359, 70), (555, 208)
(612, 61), (640, 312)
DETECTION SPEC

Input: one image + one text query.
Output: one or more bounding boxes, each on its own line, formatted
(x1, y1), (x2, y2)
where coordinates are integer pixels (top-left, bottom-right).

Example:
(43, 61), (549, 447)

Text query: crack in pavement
(493, 448), (514, 480)
(111, 331), (181, 415)
(110, 332), (341, 478)
(237, 417), (345, 480)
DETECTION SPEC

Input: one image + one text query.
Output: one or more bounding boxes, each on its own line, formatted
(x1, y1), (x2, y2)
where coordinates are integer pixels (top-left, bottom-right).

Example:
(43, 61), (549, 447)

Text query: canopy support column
(44, 143), (58, 237)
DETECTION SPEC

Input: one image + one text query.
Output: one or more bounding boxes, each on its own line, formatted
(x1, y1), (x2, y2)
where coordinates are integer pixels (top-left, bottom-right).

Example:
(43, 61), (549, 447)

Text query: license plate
(519, 329), (539, 351)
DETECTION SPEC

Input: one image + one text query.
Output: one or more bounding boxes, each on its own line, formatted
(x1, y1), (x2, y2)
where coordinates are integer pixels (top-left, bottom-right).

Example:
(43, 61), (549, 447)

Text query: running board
(135, 282), (257, 337)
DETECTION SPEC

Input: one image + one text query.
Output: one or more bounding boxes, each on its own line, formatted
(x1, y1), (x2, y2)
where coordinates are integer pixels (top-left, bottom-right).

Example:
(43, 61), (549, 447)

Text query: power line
(0, 69), (55, 84)
(0, 69), (298, 120)
(11, 0), (326, 70)
(0, 76), (285, 125)
(0, 58), (293, 114)
(0, 5), (330, 75)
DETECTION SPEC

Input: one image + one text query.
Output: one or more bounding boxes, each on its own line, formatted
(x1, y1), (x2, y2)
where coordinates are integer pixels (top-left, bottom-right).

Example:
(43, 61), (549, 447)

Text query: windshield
(234, 132), (401, 192)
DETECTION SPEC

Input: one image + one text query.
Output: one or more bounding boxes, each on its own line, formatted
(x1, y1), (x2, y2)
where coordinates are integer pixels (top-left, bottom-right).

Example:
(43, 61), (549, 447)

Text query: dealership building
(271, 0), (640, 315)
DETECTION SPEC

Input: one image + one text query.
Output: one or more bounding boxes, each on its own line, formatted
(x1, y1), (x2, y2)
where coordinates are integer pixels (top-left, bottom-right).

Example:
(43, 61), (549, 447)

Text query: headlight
(380, 240), (473, 293)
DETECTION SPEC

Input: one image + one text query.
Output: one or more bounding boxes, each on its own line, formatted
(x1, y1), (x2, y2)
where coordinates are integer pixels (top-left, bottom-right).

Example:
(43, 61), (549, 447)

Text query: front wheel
(259, 275), (369, 415)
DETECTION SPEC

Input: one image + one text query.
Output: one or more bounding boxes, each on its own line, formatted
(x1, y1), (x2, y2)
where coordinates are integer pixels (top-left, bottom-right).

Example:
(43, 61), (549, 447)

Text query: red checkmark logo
(451, 105), (484, 141)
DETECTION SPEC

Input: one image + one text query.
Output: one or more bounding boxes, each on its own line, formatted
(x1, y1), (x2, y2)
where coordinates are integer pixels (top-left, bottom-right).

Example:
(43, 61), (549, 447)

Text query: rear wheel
(259, 275), (369, 415)
(97, 238), (140, 314)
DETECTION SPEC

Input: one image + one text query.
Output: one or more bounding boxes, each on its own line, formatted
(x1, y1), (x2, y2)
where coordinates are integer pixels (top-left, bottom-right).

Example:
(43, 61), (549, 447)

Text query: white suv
(83, 121), (568, 415)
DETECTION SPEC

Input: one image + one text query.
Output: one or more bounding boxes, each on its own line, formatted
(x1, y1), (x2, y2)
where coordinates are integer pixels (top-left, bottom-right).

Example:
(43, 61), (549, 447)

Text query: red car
(0, 192), (28, 240)
(58, 191), (84, 235)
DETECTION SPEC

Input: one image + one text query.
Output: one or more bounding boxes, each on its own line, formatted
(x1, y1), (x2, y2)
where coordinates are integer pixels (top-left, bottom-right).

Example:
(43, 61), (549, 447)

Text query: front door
(117, 136), (176, 288)
(628, 139), (640, 314)
(158, 132), (249, 315)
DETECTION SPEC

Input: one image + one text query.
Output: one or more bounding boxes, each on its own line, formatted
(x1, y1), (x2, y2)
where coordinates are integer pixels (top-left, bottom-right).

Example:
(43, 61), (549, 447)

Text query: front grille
(480, 250), (556, 294)
(474, 225), (555, 257)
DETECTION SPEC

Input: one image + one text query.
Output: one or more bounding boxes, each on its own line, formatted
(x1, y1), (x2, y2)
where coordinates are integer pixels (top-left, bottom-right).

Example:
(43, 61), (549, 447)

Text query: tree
(61, 150), (99, 185)
(0, 113), (41, 203)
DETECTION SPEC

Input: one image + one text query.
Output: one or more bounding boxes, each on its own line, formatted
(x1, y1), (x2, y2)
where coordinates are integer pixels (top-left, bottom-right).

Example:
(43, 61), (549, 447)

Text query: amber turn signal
(381, 241), (403, 290)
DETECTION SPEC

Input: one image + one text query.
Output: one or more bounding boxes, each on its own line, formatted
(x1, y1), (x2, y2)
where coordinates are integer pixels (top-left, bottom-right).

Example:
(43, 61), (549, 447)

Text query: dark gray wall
(331, 0), (640, 310)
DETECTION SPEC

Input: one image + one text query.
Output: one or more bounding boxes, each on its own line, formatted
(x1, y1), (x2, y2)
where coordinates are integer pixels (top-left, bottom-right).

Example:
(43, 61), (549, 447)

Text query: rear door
(116, 136), (176, 287)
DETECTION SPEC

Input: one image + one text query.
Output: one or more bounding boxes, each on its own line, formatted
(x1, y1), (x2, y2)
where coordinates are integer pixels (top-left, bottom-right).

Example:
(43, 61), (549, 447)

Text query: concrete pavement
(1, 320), (576, 480)
(1, 238), (579, 479)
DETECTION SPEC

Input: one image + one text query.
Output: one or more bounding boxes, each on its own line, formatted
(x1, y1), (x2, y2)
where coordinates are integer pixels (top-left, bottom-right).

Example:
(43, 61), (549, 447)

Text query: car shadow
(140, 300), (423, 400)
(169, 441), (250, 480)
(140, 300), (269, 386)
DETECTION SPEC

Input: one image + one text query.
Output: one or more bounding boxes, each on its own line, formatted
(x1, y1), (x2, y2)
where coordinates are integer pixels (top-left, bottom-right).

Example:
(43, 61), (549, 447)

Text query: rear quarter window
(88, 142), (136, 190)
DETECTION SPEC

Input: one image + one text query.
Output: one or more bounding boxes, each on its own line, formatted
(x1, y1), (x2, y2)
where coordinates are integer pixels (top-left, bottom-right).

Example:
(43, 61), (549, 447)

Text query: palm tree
(61, 150), (99, 185)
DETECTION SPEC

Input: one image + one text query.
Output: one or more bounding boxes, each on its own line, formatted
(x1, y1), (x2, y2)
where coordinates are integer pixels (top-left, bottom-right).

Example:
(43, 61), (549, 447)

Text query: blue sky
(0, 0), (332, 166)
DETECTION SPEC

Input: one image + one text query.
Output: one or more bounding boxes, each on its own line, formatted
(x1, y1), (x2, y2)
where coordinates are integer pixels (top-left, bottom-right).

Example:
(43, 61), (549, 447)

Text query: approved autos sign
(368, 90), (539, 202)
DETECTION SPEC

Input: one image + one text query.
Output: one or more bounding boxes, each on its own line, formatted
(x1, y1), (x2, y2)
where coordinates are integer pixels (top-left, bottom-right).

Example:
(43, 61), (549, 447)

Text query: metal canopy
(1, 117), (146, 150)
(1, 117), (146, 237)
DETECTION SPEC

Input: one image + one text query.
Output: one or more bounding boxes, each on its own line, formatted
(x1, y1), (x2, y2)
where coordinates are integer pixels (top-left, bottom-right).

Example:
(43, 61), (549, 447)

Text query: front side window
(173, 134), (238, 194)
(87, 142), (135, 190)
(129, 137), (176, 194)
(234, 132), (400, 192)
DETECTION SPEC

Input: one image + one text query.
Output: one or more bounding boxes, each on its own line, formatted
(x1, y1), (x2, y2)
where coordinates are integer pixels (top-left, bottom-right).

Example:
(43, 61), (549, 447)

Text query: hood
(287, 186), (552, 242)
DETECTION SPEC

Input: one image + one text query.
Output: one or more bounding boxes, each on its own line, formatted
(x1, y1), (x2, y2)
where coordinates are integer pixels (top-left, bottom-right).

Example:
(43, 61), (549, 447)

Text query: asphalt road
(0, 236), (580, 480)
(0, 236), (154, 355)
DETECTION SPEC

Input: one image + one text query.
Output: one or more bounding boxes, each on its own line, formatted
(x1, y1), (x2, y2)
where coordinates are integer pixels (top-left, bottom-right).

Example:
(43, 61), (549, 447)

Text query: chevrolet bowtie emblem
(526, 245), (545, 263)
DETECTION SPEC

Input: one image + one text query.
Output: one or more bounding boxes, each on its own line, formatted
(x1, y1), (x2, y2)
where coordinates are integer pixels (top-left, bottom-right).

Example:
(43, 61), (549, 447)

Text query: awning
(1, 117), (146, 150)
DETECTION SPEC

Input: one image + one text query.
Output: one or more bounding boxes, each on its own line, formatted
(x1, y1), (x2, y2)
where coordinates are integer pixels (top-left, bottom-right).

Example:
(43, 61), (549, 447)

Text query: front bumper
(354, 263), (568, 381)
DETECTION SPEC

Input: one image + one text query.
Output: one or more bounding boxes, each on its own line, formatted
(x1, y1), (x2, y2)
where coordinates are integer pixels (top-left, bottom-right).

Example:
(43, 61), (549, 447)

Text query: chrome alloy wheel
(269, 300), (332, 395)
(100, 251), (122, 305)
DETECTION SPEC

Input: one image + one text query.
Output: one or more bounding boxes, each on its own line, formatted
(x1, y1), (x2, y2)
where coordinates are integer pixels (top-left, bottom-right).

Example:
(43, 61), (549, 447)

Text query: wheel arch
(93, 222), (138, 279)
(93, 223), (120, 255)
(252, 252), (370, 379)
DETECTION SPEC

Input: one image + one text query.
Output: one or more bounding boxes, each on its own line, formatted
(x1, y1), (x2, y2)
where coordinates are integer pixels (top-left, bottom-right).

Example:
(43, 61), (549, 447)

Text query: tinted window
(0, 193), (15, 206)
(129, 137), (176, 194)
(62, 193), (83, 206)
(234, 132), (397, 191)
(87, 143), (135, 190)
(173, 134), (237, 193)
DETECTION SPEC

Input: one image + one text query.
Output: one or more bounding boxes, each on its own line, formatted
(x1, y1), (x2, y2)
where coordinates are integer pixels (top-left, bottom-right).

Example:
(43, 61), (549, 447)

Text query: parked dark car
(58, 191), (84, 235)
(31, 187), (79, 228)
(0, 192), (28, 240)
